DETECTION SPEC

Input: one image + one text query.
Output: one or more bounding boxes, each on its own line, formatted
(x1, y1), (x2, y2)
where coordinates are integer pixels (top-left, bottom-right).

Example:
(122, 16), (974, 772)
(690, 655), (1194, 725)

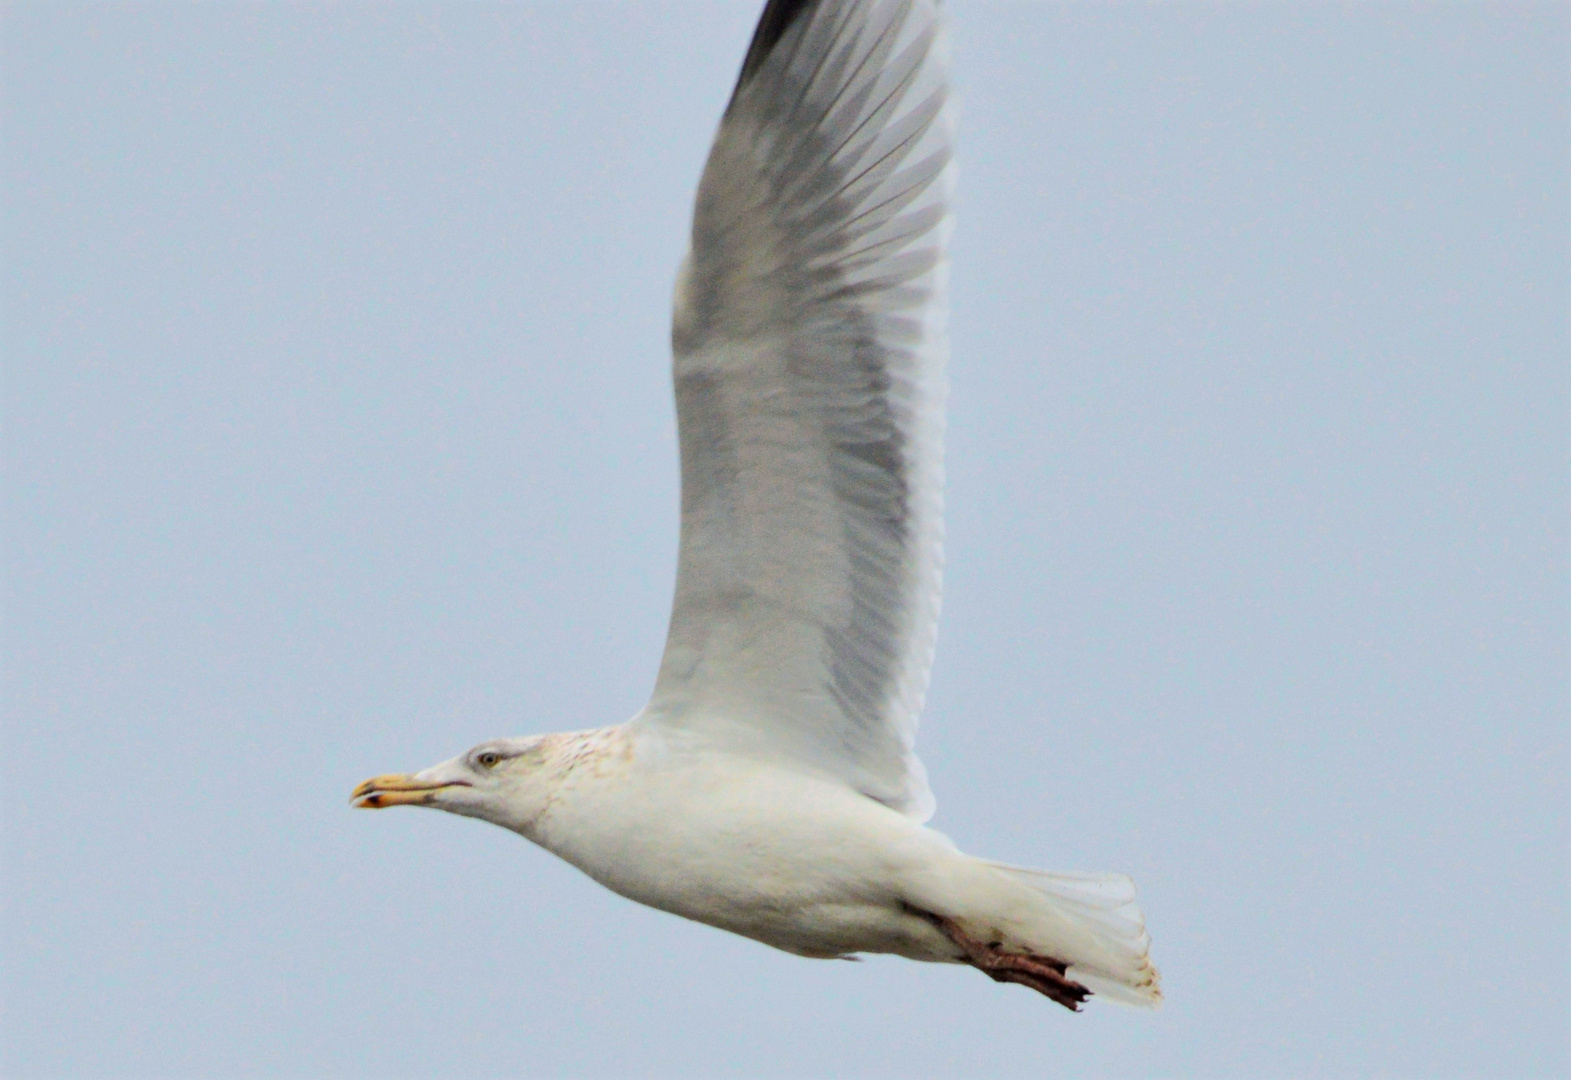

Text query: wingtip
(730, 0), (820, 104)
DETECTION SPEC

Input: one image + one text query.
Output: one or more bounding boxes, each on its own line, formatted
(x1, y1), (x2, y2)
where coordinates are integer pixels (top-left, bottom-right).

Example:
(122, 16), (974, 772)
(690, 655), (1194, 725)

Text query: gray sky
(4, 2), (1566, 1077)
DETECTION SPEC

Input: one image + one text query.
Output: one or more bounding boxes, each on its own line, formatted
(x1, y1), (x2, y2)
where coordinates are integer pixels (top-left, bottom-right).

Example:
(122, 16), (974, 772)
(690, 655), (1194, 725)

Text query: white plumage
(353, 0), (1160, 1012)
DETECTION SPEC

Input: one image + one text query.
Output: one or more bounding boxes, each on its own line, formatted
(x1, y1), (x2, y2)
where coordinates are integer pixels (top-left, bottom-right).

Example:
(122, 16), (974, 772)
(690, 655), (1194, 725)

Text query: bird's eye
(476, 751), (502, 768)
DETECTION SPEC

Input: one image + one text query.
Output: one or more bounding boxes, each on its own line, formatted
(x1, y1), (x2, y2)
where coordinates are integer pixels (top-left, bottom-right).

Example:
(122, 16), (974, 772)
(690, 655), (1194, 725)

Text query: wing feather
(639, 0), (951, 820)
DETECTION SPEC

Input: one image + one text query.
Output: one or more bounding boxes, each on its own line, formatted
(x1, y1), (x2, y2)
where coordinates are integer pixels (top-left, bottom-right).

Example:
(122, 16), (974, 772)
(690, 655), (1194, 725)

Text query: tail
(983, 861), (1163, 1008)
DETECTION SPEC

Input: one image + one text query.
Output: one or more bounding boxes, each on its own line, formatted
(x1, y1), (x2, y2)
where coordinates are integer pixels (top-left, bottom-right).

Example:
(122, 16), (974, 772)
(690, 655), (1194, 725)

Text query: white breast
(525, 731), (965, 959)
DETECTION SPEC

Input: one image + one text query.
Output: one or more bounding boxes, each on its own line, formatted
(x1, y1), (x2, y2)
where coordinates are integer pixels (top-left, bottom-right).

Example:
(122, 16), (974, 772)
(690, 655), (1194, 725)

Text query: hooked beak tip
(350, 773), (462, 809)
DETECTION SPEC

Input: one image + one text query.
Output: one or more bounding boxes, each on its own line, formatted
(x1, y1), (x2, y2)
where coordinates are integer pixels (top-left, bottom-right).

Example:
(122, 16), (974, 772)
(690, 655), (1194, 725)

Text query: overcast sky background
(4, 2), (1567, 1077)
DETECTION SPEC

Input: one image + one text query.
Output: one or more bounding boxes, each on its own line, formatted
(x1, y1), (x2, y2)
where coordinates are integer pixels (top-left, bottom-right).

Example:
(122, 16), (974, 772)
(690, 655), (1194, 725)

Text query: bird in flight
(353, 0), (1160, 1011)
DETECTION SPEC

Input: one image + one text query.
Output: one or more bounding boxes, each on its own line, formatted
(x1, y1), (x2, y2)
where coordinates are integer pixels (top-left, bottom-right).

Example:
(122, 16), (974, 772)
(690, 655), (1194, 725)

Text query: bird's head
(351, 736), (558, 832)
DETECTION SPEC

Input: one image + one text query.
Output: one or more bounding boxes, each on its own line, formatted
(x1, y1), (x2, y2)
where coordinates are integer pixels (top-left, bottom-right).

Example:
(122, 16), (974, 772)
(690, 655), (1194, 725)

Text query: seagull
(353, 0), (1160, 1011)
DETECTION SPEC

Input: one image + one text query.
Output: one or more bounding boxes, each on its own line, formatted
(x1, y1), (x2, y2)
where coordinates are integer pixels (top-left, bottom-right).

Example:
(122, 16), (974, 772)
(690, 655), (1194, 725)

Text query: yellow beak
(351, 774), (468, 809)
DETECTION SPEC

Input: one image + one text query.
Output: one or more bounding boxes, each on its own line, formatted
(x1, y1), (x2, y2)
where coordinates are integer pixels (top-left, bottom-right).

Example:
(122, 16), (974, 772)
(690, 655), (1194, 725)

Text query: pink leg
(911, 907), (1090, 1012)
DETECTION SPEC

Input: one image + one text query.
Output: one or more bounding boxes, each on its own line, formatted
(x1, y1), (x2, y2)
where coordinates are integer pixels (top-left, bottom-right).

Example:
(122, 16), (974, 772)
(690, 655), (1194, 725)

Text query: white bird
(353, 0), (1160, 1011)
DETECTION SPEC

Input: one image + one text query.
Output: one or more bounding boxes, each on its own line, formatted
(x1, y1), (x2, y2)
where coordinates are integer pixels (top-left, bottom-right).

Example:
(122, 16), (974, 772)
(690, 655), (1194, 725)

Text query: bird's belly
(526, 757), (959, 961)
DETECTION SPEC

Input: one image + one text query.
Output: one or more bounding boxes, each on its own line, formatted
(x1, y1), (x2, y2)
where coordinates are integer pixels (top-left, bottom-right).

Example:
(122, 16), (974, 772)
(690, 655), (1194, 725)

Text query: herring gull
(353, 0), (1161, 1011)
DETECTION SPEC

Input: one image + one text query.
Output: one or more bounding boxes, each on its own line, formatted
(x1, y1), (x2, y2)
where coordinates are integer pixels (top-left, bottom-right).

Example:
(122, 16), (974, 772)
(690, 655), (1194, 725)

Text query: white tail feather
(983, 861), (1163, 1008)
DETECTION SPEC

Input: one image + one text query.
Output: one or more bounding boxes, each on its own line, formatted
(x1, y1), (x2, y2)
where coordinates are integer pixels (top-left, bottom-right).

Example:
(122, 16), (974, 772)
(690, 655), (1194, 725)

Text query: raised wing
(638, 0), (952, 820)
